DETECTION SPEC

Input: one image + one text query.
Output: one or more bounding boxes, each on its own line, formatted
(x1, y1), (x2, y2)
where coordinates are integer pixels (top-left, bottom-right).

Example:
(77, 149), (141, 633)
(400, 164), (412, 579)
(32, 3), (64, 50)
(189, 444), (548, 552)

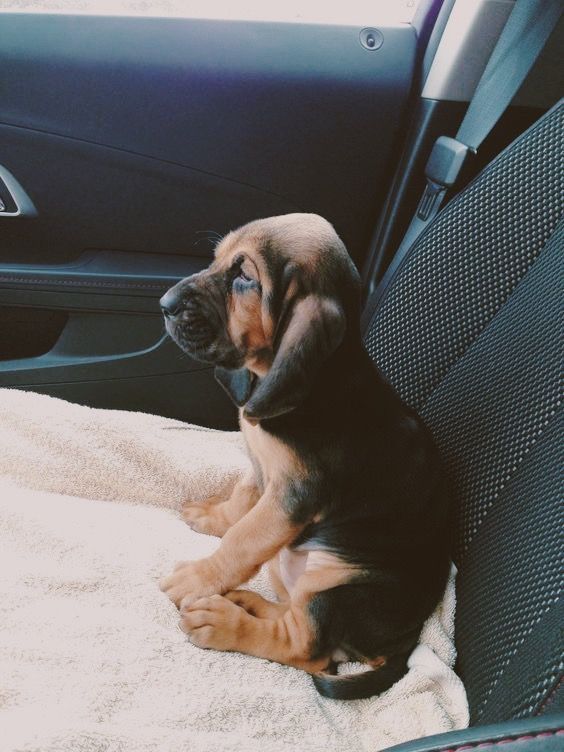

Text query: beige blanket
(0, 388), (468, 751)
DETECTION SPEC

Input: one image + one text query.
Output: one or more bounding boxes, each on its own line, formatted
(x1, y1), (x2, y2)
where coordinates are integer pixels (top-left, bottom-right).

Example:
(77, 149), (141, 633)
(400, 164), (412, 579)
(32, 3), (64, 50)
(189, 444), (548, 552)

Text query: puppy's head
(161, 213), (360, 421)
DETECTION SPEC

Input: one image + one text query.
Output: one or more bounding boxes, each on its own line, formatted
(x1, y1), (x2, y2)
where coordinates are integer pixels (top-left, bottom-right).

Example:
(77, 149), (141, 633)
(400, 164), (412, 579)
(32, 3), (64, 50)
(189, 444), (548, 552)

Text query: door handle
(0, 164), (37, 217)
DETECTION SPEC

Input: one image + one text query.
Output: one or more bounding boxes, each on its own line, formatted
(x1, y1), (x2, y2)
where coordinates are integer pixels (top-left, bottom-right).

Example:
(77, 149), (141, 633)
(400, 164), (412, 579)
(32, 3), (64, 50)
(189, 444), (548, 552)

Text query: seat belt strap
(395, 0), (562, 257)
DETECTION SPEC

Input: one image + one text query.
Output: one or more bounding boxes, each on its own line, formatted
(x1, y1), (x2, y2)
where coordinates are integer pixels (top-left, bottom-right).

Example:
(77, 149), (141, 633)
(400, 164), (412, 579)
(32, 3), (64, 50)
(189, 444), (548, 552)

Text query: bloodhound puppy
(159, 214), (450, 699)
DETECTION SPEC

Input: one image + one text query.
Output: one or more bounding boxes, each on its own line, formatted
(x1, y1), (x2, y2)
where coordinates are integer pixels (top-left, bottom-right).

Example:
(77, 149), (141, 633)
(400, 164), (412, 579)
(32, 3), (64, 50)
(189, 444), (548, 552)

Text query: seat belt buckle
(417, 180), (444, 222)
(417, 136), (473, 221)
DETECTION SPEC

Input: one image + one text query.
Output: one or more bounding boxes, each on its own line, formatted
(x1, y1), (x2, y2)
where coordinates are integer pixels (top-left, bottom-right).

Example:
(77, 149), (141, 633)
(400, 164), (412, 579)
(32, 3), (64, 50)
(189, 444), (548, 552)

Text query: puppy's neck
(254, 334), (379, 429)
(316, 334), (376, 398)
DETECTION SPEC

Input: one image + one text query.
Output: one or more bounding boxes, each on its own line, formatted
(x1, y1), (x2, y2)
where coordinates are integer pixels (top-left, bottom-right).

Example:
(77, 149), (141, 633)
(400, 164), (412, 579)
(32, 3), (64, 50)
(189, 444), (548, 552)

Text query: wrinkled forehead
(213, 227), (259, 267)
(213, 215), (334, 278)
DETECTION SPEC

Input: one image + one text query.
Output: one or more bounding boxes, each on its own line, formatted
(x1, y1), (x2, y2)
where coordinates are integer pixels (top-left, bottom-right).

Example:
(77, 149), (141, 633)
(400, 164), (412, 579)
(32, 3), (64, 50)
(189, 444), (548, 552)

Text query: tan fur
(224, 590), (288, 620)
(180, 593), (328, 672)
(240, 413), (305, 487)
(161, 482), (302, 609)
(179, 550), (357, 672)
(370, 656), (388, 668)
(227, 286), (268, 354)
(181, 597), (328, 672)
(215, 213), (336, 274)
(297, 550), (359, 595)
(181, 469), (260, 537)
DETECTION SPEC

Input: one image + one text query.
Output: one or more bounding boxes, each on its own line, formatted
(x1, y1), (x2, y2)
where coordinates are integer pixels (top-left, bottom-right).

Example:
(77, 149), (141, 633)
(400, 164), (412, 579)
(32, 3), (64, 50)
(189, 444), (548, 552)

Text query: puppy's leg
(224, 590), (288, 619)
(220, 550), (290, 619)
(180, 593), (326, 672)
(182, 469), (260, 537)
(161, 483), (300, 607)
(179, 552), (356, 671)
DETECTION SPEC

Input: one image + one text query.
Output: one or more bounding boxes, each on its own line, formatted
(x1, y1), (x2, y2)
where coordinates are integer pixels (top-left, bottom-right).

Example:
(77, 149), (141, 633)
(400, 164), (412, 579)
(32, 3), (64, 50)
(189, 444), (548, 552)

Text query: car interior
(0, 0), (562, 750)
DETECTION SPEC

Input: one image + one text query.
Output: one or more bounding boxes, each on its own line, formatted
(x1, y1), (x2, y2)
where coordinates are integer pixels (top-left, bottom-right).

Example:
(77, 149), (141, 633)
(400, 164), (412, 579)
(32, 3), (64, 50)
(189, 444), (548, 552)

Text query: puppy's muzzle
(160, 284), (205, 331)
(160, 279), (238, 367)
(160, 288), (185, 319)
(160, 284), (213, 340)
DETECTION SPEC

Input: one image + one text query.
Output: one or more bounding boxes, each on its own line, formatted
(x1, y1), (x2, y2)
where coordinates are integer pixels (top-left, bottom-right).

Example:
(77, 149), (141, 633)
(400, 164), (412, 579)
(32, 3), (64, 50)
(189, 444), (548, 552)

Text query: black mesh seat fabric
(363, 101), (563, 725)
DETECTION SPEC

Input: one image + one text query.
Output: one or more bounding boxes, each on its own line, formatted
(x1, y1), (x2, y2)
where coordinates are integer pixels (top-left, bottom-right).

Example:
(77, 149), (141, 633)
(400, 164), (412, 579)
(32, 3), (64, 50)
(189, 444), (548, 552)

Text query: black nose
(160, 290), (184, 318)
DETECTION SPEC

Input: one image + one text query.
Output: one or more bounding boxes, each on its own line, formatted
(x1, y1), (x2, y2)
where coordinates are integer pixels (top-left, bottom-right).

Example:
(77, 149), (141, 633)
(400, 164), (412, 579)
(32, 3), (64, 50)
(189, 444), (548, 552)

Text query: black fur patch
(214, 367), (255, 407)
(261, 339), (451, 679)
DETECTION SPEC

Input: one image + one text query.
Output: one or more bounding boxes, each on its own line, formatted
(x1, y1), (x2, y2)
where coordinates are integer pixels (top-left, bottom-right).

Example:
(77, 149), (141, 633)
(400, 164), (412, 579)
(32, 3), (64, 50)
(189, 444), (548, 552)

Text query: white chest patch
(278, 547), (309, 594)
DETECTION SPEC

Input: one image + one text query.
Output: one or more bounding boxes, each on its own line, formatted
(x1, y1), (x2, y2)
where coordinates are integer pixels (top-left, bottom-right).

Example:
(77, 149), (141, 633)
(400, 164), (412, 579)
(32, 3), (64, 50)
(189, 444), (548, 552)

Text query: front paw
(160, 558), (223, 608)
(179, 594), (246, 651)
(181, 501), (229, 537)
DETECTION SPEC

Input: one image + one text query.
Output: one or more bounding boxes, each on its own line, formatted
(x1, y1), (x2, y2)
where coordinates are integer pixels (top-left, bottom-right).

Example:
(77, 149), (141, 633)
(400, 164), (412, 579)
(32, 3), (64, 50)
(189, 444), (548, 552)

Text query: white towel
(0, 388), (468, 751)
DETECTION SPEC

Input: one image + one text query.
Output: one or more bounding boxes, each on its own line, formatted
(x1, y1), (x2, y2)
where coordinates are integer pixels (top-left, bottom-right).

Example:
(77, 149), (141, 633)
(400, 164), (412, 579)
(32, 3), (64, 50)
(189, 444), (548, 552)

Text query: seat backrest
(363, 101), (563, 724)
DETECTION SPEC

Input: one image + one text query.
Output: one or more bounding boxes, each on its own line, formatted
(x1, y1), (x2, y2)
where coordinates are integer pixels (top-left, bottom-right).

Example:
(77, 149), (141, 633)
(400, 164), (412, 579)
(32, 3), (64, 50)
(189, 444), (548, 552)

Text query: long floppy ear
(214, 366), (254, 406)
(243, 295), (345, 421)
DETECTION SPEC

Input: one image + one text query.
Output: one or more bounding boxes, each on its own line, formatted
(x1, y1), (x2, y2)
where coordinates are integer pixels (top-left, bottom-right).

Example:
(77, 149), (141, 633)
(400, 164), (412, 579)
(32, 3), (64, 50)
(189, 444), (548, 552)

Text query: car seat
(362, 99), (563, 751)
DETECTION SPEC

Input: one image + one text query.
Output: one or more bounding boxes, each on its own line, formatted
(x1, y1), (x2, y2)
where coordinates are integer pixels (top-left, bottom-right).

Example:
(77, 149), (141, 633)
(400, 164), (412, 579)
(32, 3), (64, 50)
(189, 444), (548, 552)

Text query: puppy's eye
(230, 257), (258, 292)
(232, 268), (256, 290)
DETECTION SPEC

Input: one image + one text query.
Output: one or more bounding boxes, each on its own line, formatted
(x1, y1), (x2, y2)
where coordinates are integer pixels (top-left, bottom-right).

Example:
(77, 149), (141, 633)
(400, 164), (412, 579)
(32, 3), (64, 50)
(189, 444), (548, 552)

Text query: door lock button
(360, 28), (384, 51)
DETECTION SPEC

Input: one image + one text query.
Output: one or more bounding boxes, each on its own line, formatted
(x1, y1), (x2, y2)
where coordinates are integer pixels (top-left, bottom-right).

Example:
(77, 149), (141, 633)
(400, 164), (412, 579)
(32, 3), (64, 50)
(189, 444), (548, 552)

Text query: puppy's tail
(312, 652), (410, 700)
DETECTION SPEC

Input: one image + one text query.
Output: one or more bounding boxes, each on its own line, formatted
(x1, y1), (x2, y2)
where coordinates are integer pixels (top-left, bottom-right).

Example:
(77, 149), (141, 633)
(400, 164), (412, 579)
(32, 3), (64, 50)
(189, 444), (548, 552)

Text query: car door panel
(0, 12), (416, 424)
